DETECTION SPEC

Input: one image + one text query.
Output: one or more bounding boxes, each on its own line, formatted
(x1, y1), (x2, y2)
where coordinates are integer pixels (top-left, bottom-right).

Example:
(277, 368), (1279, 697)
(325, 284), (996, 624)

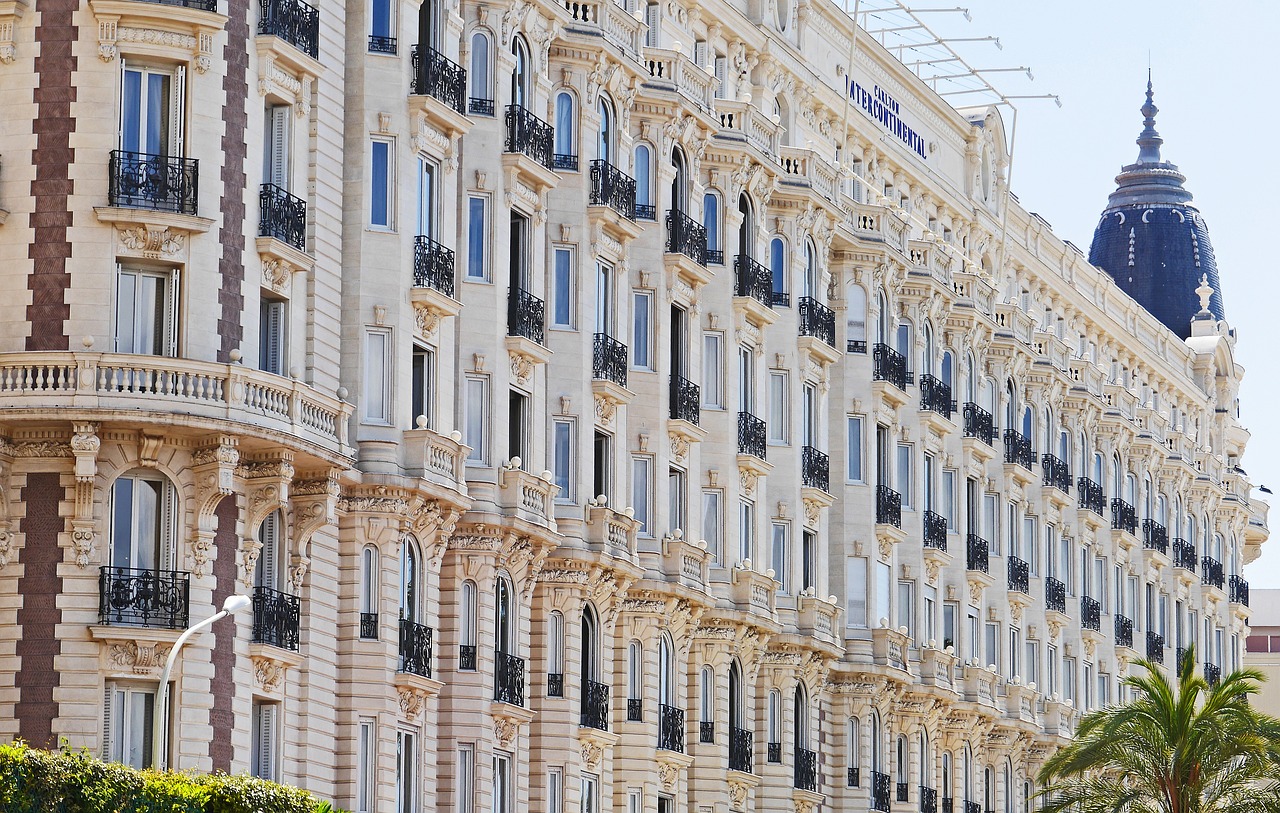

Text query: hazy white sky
(911, 1), (1280, 586)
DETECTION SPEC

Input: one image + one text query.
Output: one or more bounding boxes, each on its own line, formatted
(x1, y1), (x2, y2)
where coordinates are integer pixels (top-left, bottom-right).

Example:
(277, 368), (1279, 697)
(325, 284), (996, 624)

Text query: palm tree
(1038, 645), (1280, 813)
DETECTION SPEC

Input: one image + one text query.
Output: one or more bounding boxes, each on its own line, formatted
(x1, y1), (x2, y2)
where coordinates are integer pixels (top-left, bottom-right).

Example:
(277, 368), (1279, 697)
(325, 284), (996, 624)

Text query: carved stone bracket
(70, 422), (101, 567)
(238, 453), (295, 585)
(287, 469), (341, 591)
(249, 643), (303, 696)
(190, 435), (239, 578)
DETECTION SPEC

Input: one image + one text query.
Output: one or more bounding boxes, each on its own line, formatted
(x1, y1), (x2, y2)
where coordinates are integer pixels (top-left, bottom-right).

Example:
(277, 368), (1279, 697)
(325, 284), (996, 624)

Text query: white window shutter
(258, 512), (279, 589)
(173, 65), (186, 157)
(118, 59), (128, 149)
(102, 685), (117, 761)
(269, 105), (290, 189)
(114, 264), (126, 353)
(159, 482), (176, 571)
(694, 40), (707, 68)
(166, 268), (180, 358)
(259, 705), (278, 780)
(263, 300), (285, 375)
(645, 4), (658, 46)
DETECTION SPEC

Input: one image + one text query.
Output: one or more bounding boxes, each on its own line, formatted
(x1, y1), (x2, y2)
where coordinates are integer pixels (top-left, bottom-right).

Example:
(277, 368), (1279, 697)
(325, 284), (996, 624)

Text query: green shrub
(0, 742), (345, 813)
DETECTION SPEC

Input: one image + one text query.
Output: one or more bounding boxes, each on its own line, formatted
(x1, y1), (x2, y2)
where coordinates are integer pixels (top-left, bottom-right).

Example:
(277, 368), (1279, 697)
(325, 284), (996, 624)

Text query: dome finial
(1195, 273), (1214, 317)
(1137, 71), (1163, 163)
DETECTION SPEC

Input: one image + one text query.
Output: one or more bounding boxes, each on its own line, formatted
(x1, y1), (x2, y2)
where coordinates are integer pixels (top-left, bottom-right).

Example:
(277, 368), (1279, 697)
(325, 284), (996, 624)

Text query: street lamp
(151, 593), (252, 770)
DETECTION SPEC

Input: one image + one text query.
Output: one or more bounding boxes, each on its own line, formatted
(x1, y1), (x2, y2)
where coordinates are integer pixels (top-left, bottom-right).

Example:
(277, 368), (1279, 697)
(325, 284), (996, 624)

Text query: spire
(1136, 71), (1163, 164)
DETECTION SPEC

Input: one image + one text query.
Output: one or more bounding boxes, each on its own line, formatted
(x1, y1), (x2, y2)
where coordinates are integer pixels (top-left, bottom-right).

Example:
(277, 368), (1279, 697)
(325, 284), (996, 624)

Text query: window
(739, 500), (755, 564)
(103, 684), (156, 768)
(923, 584), (937, 643)
(769, 237), (787, 303)
(632, 456), (653, 535)
(714, 53), (728, 99)
(702, 490), (722, 564)
(643, 3), (658, 47)
(363, 329), (391, 423)
(699, 666), (714, 730)
(410, 344), (434, 428)
(359, 547), (378, 632)
(738, 345), (755, 413)
(110, 473), (175, 572)
(554, 92), (575, 164)
(847, 416), (864, 482)
(263, 104), (290, 189)
(923, 453), (935, 512)
(847, 285), (867, 352)
(493, 753), (512, 813)
(984, 493), (998, 554)
(1009, 628), (1021, 680)
(896, 444), (913, 509)
(552, 420), (574, 502)
(943, 470), (957, 529)
(769, 372), (789, 443)
(120, 62), (183, 157)
(547, 611), (564, 694)
(875, 562), (890, 629)
(943, 602), (957, 650)
(466, 196), (488, 279)
(552, 246), (574, 327)
(254, 510), (285, 591)
(547, 768), (563, 813)
(510, 36), (530, 107)
(845, 557), (867, 627)
(463, 376), (488, 462)
(580, 774), (599, 813)
(396, 729), (417, 813)
(1026, 640), (1039, 686)
(985, 622), (999, 671)
(703, 332), (724, 408)
(370, 139), (393, 228)
(357, 719), (375, 813)
(634, 144), (653, 216)
(627, 639), (643, 712)
(632, 292), (652, 368)
(595, 261), (614, 336)
(771, 523), (789, 592)
(252, 701), (278, 781)
(115, 266), (179, 356)
(592, 432), (610, 502)
(704, 192), (721, 261)
(1047, 645), (1058, 696)
(668, 468), (686, 535)
(469, 32), (491, 108)
(256, 296), (287, 375)
(897, 581), (914, 639)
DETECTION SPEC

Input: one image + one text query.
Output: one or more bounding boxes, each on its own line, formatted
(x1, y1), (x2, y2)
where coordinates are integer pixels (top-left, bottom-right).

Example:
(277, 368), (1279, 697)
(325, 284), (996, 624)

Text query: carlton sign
(848, 79), (929, 161)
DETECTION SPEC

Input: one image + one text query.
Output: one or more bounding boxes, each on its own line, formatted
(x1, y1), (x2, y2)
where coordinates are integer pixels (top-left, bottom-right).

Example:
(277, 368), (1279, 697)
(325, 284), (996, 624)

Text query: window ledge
(89, 0), (225, 70)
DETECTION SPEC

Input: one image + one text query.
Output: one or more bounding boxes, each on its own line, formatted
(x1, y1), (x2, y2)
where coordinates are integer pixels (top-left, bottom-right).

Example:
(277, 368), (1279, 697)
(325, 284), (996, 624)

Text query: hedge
(0, 742), (346, 813)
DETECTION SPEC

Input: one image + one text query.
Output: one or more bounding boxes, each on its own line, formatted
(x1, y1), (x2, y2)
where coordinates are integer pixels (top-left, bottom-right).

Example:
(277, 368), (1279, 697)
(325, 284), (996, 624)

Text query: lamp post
(151, 593), (252, 770)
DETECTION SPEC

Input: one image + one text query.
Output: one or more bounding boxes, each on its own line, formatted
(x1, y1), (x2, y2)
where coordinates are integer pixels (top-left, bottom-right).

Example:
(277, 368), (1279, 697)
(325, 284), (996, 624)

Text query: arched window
(254, 510), (285, 591)
(896, 320), (913, 362)
(1005, 380), (1017, 430)
(848, 717), (861, 778)
(922, 322), (935, 378)
(985, 766), (995, 813)
(942, 351), (955, 392)
(963, 745), (973, 804)
(919, 731), (930, 787)
(495, 575), (513, 652)
(581, 604), (600, 681)
(359, 546), (379, 637)
(703, 192), (721, 261)
(1003, 761), (1013, 813)
(847, 285), (868, 350)
(109, 471), (177, 571)
(510, 36), (530, 108)
(897, 734), (907, 786)
(460, 580), (478, 665)
(627, 639), (643, 716)
(634, 144), (653, 217)
(400, 538), (421, 623)
(775, 0), (789, 30)
(943, 752), (952, 802)
(728, 660), (744, 732)
(795, 685), (810, 750)
(737, 194), (753, 260)
(876, 290), (891, 346)
(1058, 428), (1069, 463)
(1092, 452), (1104, 484)
(769, 236), (787, 303)
(871, 711), (882, 773)
(1125, 472), (1136, 506)
(547, 610), (564, 691)
(1111, 455), (1122, 499)
(1021, 406), (1033, 444)
(658, 634), (676, 707)
(597, 95), (614, 163)
(699, 665), (715, 731)
(553, 91), (575, 163)
(768, 690), (782, 753)
(802, 239), (818, 300)
(965, 352), (977, 404)
(469, 31), (491, 108)
(670, 147), (688, 213)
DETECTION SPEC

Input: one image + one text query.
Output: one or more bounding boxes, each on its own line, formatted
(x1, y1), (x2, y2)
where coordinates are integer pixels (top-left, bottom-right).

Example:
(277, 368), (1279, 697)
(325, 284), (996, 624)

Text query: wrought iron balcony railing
(876, 484), (902, 528)
(1173, 538), (1197, 572)
(507, 287), (545, 345)
(921, 787), (938, 813)
(769, 742), (782, 763)
(798, 296), (836, 347)
(801, 445), (830, 493)
(729, 726), (752, 773)
(964, 801), (981, 813)
(592, 333), (628, 387)
(144, 0), (218, 8)
(1077, 477), (1105, 515)
(1147, 630), (1164, 663)
(1081, 596), (1101, 631)
(259, 183), (306, 251)
(359, 611), (378, 640)
(734, 254), (773, 310)
(737, 411), (766, 460)
(665, 209), (707, 265)
(794, 747), (818, 791)
(1041, 453), (1071, 494)
(589, 159), (637, 220)
(494, 651), (525, 705)
(413, 234), (455, 296)
(872, 771), (892, 812)
(699, 721), (714, 743)
(966, 535), (989, 574)
(669, 374), (700, 424)
(1230, 574), (1250, 606)
(468, 97), (495, 116)
(1008, 556), (1029, 594)
(580, 678), (609, 730)
(963, 403), (995, 445)
(1111, 498), (1137, 534)
(848, 766), (860, 787)
(109, 150), (198, 215)
(411, 45), (466, 113)
(627, 698), (642, 722)
(1046, 577), (1066, 614)
(251, 586), (300, 651)
(552, 153), (578, 171)
(1201, 556), (1224, 589)
(873, 343), (908, 390)
(773, 291), (790, 307)
(1204, 663), (1221, 686)
(368, 34), (396, 53)
(1142, 519), (1168, 554)
(1115, 614), (1133, 648)
(258, 0), (319, 58)
(99, 566), (190, 628)
(942, 797), (954, 813)
(658, 704), (685, 753)
(636, 202), (657, 220)
(919, 374), (953, 420)
(547, 672), (564, 697)
(504, 105), (554, 169)
(898, 782), (910, 803)
(923, 510), (948, 551)
(1003, 429), (1035, 471)
(398, 618), (433, 678)
(459, 644), (477, 670)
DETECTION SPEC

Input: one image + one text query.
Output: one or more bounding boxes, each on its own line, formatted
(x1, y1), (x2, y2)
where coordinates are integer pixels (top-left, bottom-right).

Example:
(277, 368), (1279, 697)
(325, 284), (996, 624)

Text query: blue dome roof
(1087, 79), (1225, 340)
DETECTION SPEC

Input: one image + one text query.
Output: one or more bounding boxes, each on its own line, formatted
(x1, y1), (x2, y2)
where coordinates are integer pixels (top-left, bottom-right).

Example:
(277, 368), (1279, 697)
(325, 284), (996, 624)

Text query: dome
(1087, 78), (1225, 340)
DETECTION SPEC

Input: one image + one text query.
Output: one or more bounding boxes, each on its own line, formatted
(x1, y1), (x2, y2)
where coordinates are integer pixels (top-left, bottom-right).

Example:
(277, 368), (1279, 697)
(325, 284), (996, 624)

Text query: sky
(906, 1), (1280, 586)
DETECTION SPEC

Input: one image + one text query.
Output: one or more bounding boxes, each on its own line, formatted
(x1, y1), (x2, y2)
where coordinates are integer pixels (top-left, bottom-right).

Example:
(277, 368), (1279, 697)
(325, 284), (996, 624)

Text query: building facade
(0, 0), (1267, 810)
(1245, 589), (1280, 715)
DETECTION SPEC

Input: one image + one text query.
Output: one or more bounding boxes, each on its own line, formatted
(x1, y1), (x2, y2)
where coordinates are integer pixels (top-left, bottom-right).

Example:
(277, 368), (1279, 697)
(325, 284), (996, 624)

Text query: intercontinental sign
(849, 79), (929, 160)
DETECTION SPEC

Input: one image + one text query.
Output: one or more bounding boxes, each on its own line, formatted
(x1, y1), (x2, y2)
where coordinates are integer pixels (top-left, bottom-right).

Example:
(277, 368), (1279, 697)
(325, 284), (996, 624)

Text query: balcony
(665, 209), (707, 266)
(669, 374), (700, 425)
(1003, 429), (1034, 471)
(1111, 499), (1137, 534)
(468, 97), (494, 116)
(963, 403), (995, 445)
(798, 296), (836, 348)
(506, 287), (545, 345)
(1142, 519), (1168, 554)
(1147, 630), (1164, 664)
(921, 787), (938, 813)
(580, 678), (609, 730)
(258, 0), (319, 58)
(966, 535), (989, 574)
(359, 612), (378, 639)
(801, 446), (830, 493)
(1078, 477), (1106, 515)
(1115, 614), (1133, 648)
(794, 747), (818, 791)
(627, 698), (642, 721)
(1041, 454), (1070, 494)
(734, 254), (773, 312)
(1201, 556), (1225, 589)
(398, 618), (433, 678)
(251, 586), (300, 651)
(592, 333), (628, 388)
(588, 159), (637, 221)
(1081, 596), (1101, 631)
(898, 782), (910, 803)
(547, 672), (563, 697)
(504, 105), (554, 170)
(876, 485), (902, 528)
(729, 726), (752, 773)
(770, 742), (783, 763)
(919, 374), (953, 420)
(923, 510), (948, 550)
(98, 566), (190, 628)
(1205, 663), (1221, 686)
(459, 644), (477, 670)
(1007, 556), (1029, 594)
(699, 721), (714, 744)
(737, 412), (766, 460)
(872, 771), (891, 812)
(1230, 575), (1250, 606)
(494, 652), (525, 706)
(873, 343), (908, 390)
(848, 339), (868, 354)
(1174, 538), (1197, 572)
(658, 704), (685, 753)
(368, 34), (396, 53)
(411, 45), (466, 114)
(1046, 577), (1066, 614)
(258, 183), (306, 251)
(847, 766), (859, 787)
(553, 153), (579, 172)
(413, 235), (456, 297)
(108, 150), (198, 215)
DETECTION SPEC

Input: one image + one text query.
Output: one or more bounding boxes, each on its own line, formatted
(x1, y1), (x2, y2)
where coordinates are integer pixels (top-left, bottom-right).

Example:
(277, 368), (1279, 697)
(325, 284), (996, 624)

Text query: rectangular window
(1009, 628), (1021, 680)
(115, 266), (179, 356)
(1044, 525), (1057, 580)
(632, 292), (652, 368)
(363, 329), (391, 424)
(264, 103), (291, 189)
(120, 62), (183, 156)
(875, 561), (891, 629)
(943, 470), (957, 529)
(259, 297), (286, 375)
(416, 158), (436, 237)
(771, 522), (789, 593)
(553, 420), (574, 502)
(463, 376), (488, 462)
(508, 391), (528, 468)
(628, 789), (643, 813)
(1098, 671), (1110, 706)
(943, 602), (957, 650)
(847, 416), (864, 482)
(252, 701), (278, 780)
(643, 3), (658, 46)
(896, 444), (913, 509)
(1064, 658), (1077, 707)
(702, 490), (722, 564)
(703, 333), (724, 408)
(984, 493), (998, 553)
(592, 432), (610, 503)
(552, 247), (574, 327)
(370, 139), (393, 228)
(396, 729), (417, 813)
(768, 372), (789, 443)
(967, 613), (979, 661)
(1084, 663), (1094, 710)
(1047, 645), (1058, 696)
(370, 0), (394, 49)
(1026, 641), (1039, 686)
(580, 774), (599, 813)
(714, 54), (728, 99)
(103, 685), (156, 769)
(922, 454), (935, 512)
(845, 557), (867, 628)
(923, 585), (937, 644)
(492, 753), (511, 813)
(466, 196), (488, 279)
(739, 500), (754, 564)
(410, 345), (434, 429)
(668, 468), (686, 536)
(1023, 516), (1037, 573)
(456, 745), (475, 813)
(897, 581), (914, 640)
(985, 622), (999, 672)
(357, 719), (375, 813)
(632, 456), (653, 535)
(738, 346), (755, 413)
(547, 768), (563, 813)
(801, 530), (815, 591)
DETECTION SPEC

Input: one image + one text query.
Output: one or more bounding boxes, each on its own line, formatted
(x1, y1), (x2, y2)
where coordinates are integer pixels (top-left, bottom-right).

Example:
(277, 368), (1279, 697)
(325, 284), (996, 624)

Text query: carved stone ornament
(117, 225), (186, 259)
(398, 687), (429, 719)
(414, 304), (443, 339)
(510, 350), (536, 387)
(670, 432), (690, 464)
(494, 717), (519, 748)
(0, 529), (12, 569)
(253, 656), (287, 692)
(109, 640), (171, 675)
(580, 740), (604, 770)
(594, 394), (617, 427)
(728, 779), (749, 810)
(657, 760), (679, 790)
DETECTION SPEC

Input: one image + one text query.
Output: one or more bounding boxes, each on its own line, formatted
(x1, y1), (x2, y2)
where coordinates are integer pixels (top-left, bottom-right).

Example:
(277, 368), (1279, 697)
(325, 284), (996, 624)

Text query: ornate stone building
(0, 0), (1266, 810)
